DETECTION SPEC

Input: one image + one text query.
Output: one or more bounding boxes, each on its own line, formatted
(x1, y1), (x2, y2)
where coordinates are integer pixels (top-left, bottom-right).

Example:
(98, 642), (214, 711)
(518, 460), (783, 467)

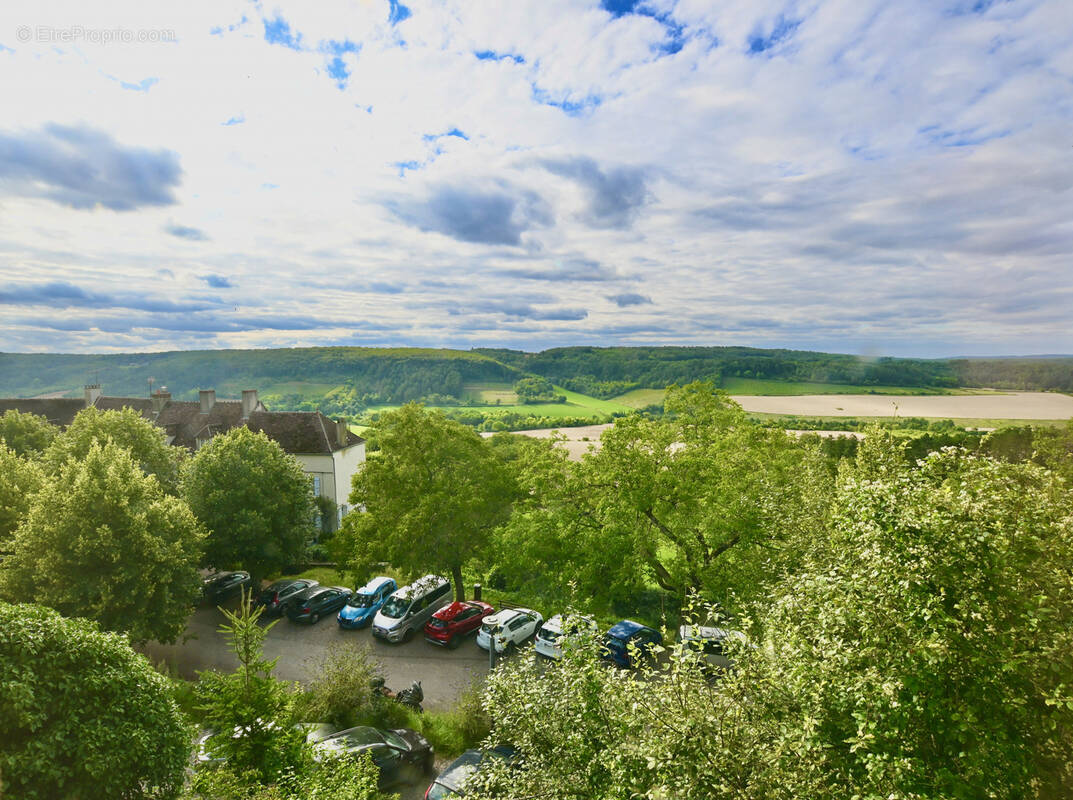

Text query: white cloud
(0, 0), (1070, 356)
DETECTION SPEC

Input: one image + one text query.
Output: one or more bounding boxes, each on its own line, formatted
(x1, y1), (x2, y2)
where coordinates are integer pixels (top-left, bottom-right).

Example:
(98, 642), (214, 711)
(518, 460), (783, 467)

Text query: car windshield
(481, 621), (501, 635)
(348, 593), (374, 608)
(538, 626), (561, 642)
(427, 618), (447, 629)
(605, 635), (627, 651)
(381, 729), (407, 750)
(380, 596), (410, 619)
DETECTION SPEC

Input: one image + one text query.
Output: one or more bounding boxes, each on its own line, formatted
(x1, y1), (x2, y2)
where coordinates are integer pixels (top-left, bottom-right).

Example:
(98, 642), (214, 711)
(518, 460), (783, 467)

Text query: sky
(0, 0), (1070, 358)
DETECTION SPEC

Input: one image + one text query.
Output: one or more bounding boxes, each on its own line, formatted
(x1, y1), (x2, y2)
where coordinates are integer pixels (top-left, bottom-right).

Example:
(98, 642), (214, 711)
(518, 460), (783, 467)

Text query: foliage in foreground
(0, 441), (205, 643)
(474, 445), (1073, 800)
(189, 595), (393, 800)
(0, 602), (191, 800)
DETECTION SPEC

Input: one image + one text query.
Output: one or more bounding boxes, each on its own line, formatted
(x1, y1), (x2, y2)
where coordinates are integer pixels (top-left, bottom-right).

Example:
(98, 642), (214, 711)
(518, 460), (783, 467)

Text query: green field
(612, 380), (980, 408)
(364, 384), (631, 421)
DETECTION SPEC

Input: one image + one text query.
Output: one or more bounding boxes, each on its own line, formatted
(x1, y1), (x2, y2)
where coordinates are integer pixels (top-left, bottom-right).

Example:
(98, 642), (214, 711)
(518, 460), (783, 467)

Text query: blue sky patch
(388, 0), (412, 25)
(264, 15), (302, 49)
(222, 114), (245, 126)
(532, 85), (603, 116)
(475, 49), (525, 64)
(748, 15), (801, 54)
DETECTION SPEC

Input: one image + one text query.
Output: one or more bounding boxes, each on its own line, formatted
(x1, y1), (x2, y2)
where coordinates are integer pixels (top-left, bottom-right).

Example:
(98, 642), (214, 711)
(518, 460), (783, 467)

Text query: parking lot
(140, 599), (497, 711)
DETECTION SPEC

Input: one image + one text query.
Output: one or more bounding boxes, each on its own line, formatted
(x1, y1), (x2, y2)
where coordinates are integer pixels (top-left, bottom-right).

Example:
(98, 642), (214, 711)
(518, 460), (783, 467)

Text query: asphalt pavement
(139, 599), (496, 711)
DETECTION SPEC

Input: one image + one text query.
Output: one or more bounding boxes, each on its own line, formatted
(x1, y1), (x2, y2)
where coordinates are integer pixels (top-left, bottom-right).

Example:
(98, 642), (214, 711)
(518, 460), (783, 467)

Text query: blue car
(338, 576), (398, 629)
(601, 620), (663, 668)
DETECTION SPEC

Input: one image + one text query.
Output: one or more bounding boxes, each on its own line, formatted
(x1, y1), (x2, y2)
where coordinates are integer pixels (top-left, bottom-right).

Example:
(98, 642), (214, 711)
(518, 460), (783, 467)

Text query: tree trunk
(451, 563), (466, 602)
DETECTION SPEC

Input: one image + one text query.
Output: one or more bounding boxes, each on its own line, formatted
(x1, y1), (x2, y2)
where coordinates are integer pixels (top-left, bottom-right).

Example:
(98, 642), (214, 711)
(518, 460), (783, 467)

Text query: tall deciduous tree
(340, 403), (514, 601)
(0, 602), (191, 800)
(0, 442), (205, 643)
(182, 427), (314, 584)
(44, 406), (182, 493)
(498, 383), (831, 611)
(0, 444), (42, 547)
(0, 408), (58, 457)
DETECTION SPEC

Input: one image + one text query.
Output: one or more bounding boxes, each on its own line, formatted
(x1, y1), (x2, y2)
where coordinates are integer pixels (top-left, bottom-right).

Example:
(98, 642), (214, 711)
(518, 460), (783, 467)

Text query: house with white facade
(0, 385), (365, 530)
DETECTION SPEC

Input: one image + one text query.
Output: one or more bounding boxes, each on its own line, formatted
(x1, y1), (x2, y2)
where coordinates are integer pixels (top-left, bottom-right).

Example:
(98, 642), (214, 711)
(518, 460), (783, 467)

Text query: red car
(424, 600), (495, 648)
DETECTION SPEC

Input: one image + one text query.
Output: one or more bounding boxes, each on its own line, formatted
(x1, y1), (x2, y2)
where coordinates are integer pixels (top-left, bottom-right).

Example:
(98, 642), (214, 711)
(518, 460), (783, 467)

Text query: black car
(254, 578), (320, 616)
(284, 586), (354, 624)
(424, 746), (516, 799)
(202, 571), (251, 604)
(313, 726), (433, 789)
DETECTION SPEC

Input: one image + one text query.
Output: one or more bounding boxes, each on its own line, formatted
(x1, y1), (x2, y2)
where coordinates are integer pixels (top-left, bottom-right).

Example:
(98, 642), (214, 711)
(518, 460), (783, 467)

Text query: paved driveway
(140, 601), (497, 711)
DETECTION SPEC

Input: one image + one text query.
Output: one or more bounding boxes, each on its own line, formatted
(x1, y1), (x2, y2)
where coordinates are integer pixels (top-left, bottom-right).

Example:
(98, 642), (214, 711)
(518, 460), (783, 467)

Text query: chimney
(335, 418), (349, 448)
(84, 384), (102, 407)
(199, 389), (216, 414)
(241, 389), (258, 420)
(151, 389), (172, 414)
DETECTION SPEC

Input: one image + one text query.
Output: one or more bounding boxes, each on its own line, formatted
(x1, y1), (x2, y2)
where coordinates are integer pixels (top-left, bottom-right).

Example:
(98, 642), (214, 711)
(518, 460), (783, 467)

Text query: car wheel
(424, 751), (435, 773)
(447, 634), (459, 649)
(311, 612), (320, 624)
(505, 640), (516, 655)
(403, 628), (414, 643)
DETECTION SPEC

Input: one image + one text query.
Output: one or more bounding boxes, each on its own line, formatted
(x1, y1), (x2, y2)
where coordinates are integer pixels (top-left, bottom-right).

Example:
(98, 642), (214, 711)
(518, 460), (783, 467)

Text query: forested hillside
(0, 348), (517, 402)
(0, 347), (1069, 410)
(476, 346), (962, 397)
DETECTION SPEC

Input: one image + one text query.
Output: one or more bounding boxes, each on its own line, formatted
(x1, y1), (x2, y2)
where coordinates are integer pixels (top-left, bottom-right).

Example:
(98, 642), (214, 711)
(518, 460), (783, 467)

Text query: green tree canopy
(0, 408), (58, 457)
(513, 375), (562, 403)
(476, 446), (1073, 799)
(0, 444), (43, 547)
(496, 382), (832, 612)
(339, 403), (515, 601)
(0, 441), (205, 643)
(0, 602), (191, 800)
(43, 406), (182, 492)
(182, 426), (315, 584)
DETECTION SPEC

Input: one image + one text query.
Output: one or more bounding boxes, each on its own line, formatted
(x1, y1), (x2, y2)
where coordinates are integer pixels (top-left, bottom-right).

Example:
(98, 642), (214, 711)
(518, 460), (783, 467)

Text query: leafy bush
(295, 644), (385, 730)
(0, 602), (191, 800)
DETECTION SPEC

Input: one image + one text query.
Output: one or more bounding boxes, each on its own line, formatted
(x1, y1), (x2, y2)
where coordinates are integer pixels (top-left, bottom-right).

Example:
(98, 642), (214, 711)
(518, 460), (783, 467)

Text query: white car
(534, 613), (598, 660)
(476, 607), (543, 653)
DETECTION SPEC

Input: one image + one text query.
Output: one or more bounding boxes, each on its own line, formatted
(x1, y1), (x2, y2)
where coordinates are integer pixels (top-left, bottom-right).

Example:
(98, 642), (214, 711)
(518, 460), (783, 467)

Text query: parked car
(678, 624), (747, 673)
(338, 576), (398, 629)
(253, 578), (319, 616)
(202, 571), (251, 604)
(601, 620), (663, 668)
(197, 721), (340, 767)
(476, 608), (543, 654)
(534, 613), (598, 660)
(313, 725), (434, 789)
(284, 585), (353, 624)
(372, 575), (451, 643)
(424, 600), (495, 648)
(424, 745), (516, 799)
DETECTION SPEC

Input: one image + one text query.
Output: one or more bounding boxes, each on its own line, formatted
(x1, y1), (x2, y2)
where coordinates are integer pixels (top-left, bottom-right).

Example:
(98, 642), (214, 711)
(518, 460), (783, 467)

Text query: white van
(371, 575), (451, 643)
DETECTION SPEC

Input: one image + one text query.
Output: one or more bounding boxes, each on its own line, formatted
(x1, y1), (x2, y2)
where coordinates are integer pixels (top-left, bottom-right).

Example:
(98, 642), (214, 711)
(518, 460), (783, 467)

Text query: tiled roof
(0, 398), (85, 427)
(247, 410), (363, 454)
(0, 393), (364, 455)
